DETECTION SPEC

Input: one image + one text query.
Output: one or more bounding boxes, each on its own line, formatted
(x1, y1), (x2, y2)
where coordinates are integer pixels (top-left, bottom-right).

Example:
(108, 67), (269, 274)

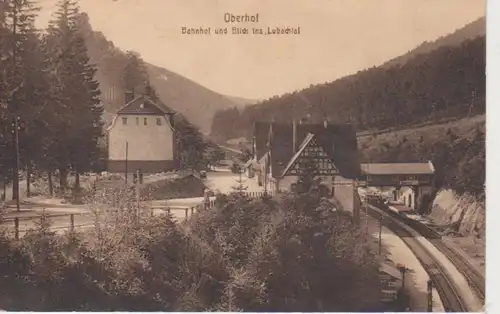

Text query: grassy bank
(140, 175), (206, 200)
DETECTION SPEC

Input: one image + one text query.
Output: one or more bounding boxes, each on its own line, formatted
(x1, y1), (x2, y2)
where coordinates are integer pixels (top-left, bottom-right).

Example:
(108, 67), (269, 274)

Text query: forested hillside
(210, 36), (485, 141)
(74, 13), (245, 134)
(382, 17), (484, 68)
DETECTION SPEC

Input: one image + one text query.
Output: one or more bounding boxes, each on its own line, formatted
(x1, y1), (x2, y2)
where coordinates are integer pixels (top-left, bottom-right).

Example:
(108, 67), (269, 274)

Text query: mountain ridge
(382, 16), (485, 68)
(145, 63), (247, 133)
(208, 17), (485, 142)
(75, 12), (250, 134)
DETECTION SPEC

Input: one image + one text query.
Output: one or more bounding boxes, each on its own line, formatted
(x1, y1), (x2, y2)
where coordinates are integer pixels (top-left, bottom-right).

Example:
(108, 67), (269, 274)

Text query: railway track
(430, 238), (485, 302)
(365, 205), (468, 312)
(375, 202), (485, 304)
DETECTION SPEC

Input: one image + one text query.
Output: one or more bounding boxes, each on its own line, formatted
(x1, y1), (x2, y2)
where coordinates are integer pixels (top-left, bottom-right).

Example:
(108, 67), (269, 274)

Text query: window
(136, 117), (139, 125)
(156, 117), (162, 125)
(122, 117), (128, 125)
(144, 118), (148, 125)
(387, 280), (398, 288)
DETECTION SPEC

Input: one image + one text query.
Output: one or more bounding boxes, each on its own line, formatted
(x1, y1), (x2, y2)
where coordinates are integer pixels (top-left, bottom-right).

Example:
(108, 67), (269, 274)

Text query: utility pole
(125, 141), (129, 185)
(10, 3), (20, 212)
(228, 283), (233, 311)
(135, 169), (140, 220)
(364, 160), (370, 235)
(467, 89), (476, 117)
(263, 158), (268, 196)
(378, 216), (383, 255)
(12, 116), (20, 212)
(427, 279), (433, 312)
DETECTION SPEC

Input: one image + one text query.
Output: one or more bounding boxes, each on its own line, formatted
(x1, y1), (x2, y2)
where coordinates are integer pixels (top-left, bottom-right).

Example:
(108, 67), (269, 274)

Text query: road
(148, 168), (264, 221)
(204, 168), (263, 194)
(1, 168), (259, 234)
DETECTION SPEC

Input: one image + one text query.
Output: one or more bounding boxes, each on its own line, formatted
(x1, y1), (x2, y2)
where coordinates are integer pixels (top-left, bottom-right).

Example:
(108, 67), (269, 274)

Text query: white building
(106, 91), (177, 174)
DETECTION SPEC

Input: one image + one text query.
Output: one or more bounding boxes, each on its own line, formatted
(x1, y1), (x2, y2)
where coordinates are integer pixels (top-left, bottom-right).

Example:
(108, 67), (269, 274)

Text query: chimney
(324, 120), (328, 128)
(124, 90), (134, 104)
(292, 119), (297, 153)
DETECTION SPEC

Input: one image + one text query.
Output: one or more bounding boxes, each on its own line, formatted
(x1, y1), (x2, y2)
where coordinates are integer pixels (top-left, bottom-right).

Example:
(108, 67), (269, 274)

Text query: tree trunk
(48, 171), (53, 196)
(2, 179), (6, 201)
(59, 167), (68, 194)
(75, 172), (80, 190)
(26, 160), (32, 197)
(12, 168), (18, 200)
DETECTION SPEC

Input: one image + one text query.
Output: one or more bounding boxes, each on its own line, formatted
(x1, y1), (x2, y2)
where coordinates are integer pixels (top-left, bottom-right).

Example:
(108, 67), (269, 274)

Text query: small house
(107, 90), (177, 174)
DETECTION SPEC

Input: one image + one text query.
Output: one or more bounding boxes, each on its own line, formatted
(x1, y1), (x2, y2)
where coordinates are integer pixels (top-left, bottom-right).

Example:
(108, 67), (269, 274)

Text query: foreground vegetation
(0, 185), (384, 311)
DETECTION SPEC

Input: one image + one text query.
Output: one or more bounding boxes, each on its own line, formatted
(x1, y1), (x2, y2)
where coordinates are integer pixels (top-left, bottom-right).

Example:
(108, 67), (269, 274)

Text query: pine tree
(1, 0), (44, 199)
(177, 119), (207, 170)
(45, 0), (103, 192)
(231, 165), (248, 194)
(122, 51), (148, 94)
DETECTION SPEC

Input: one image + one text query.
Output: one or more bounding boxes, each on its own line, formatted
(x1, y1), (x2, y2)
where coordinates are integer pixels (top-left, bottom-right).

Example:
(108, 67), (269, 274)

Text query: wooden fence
(230, 191), (276, 198)
(1, 213), (94, 240)
(1, 190), (274, 239)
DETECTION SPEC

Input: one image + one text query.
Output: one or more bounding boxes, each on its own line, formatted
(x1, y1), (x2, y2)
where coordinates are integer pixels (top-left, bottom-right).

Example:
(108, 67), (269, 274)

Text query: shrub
(0, 177), (383, 311)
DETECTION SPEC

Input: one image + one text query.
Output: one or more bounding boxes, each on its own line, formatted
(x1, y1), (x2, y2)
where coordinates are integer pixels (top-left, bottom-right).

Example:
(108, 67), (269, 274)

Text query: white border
(486, 0), (497, 313)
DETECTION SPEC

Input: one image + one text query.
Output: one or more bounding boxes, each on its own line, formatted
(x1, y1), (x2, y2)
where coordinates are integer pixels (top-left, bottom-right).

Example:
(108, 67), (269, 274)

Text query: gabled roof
(116, 95), (175, 116)
(255, 122), (360, 179)
(281, 133), (340, 177)
(360, 161), (435, 175)
(379, 263), (403, 281)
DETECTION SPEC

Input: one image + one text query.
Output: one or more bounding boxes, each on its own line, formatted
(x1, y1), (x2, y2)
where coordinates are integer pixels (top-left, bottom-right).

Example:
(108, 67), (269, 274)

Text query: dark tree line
(1, 0), (102, 197)
(210, 36), (485, 141)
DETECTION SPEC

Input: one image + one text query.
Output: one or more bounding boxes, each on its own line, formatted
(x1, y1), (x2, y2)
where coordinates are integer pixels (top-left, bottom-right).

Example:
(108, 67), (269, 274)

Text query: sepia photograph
(0, 0), (487, 312)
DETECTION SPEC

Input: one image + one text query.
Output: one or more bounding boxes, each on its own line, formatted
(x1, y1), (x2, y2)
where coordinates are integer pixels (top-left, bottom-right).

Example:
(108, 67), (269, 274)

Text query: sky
(35, 0), (485, 100)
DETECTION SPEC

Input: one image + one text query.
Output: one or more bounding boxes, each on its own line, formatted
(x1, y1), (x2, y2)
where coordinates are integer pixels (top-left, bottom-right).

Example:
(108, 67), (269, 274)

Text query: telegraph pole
(467, 89), (476, 117)
(12, 116), (21, 212)
(125, 141), (129, 185)
(228, 283), (233, 311)
(9, 3), (21, 212)
(135, 169), (141, 220)
(427, 279), (433, 312)
(378, 216), (383, 255)
(364, 160), (370, 234)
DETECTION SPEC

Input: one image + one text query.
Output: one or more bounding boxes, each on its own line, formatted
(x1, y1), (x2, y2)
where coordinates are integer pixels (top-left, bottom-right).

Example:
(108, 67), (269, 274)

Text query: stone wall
(429, 189), (485, 238)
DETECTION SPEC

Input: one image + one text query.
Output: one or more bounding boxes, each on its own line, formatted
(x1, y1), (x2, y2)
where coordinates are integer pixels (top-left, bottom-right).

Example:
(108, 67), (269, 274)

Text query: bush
(186, 192), (382, 311)
(141, 175), (206, 200)
(0, 180), (383, 311)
